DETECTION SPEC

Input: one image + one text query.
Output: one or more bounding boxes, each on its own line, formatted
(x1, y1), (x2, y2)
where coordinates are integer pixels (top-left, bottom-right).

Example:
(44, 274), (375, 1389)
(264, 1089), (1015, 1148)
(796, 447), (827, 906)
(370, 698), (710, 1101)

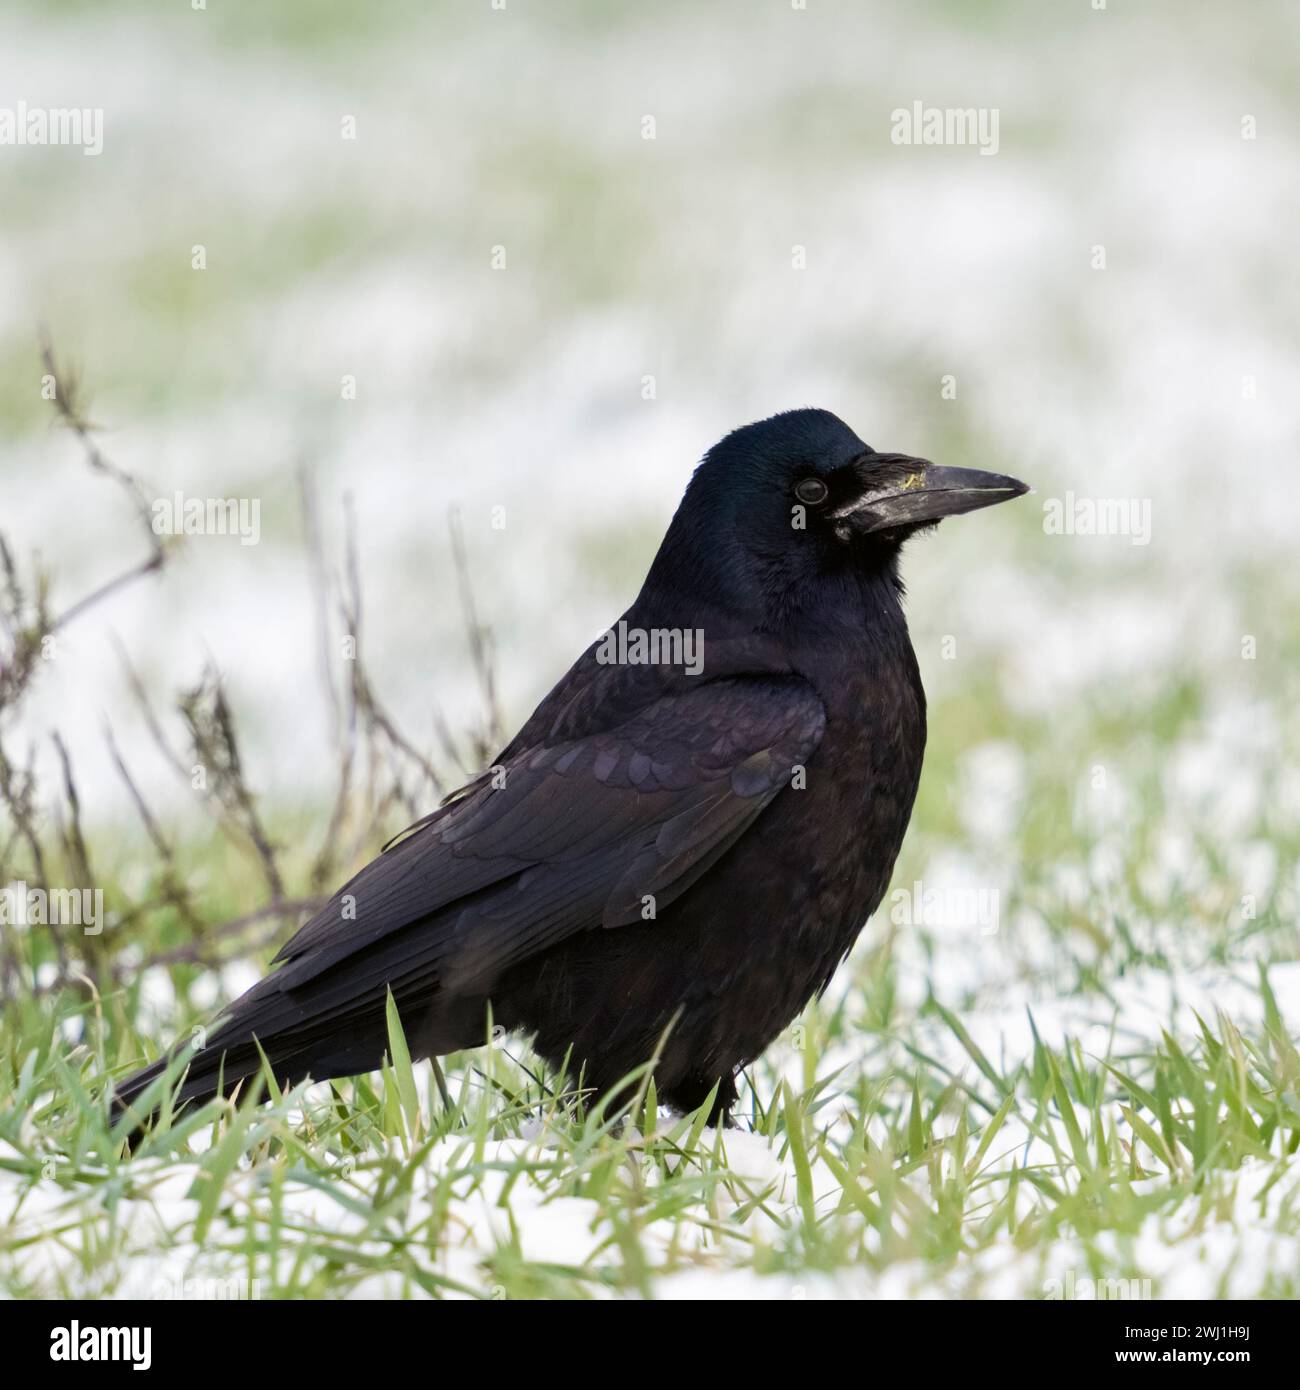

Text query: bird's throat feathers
(639, 495), (909, 651)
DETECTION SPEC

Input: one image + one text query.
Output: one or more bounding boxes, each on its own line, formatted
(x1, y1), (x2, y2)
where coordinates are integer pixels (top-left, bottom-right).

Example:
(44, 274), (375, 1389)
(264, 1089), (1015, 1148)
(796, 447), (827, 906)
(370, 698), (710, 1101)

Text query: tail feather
(112, 1019), (387, 1133)
(110, 904), (499, 1137)
(109, 972), (461, 1135)
(111, 1035), (267, 1133)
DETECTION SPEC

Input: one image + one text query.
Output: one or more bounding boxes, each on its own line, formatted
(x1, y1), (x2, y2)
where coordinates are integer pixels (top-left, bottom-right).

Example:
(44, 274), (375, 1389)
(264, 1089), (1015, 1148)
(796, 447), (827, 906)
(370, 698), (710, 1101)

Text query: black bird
(114, 409), (1027, 1128)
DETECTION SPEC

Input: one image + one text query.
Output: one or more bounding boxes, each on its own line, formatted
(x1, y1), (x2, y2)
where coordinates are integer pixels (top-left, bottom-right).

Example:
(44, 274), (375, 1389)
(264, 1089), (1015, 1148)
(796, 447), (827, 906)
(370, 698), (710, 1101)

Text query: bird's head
(643, 408), (1029, 627)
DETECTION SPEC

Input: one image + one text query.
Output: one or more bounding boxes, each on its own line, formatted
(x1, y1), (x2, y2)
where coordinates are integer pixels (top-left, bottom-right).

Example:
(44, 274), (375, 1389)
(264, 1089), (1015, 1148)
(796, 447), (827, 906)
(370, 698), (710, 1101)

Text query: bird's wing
(267, 676), (825, 997)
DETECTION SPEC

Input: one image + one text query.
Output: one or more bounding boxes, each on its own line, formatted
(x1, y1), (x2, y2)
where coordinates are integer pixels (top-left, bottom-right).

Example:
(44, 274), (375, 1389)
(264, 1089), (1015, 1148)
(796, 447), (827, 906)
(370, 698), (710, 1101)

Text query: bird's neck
(631, 554), (916, 677)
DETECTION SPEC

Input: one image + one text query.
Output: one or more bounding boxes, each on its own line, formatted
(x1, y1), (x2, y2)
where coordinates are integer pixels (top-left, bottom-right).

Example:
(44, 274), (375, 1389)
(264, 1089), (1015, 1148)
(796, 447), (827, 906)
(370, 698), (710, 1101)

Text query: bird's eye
(794, 478), (829, 506)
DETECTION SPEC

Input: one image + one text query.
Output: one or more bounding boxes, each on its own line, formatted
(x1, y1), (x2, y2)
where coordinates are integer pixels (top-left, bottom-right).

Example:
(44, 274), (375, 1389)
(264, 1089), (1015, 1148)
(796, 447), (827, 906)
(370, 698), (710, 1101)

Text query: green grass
(5, 0), (1300, 1301)
(4, 625), (1300, 1299)
(3, 956), (1299, 1298)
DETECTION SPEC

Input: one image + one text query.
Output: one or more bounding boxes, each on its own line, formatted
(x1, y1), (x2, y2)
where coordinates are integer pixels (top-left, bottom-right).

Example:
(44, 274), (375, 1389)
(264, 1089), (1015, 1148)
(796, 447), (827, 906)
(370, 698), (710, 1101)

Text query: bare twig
(37, 334), (169, 635)
(179, 667), (286, 904)
(449, 508), (504, 761)
(4, 335), (510, 1021)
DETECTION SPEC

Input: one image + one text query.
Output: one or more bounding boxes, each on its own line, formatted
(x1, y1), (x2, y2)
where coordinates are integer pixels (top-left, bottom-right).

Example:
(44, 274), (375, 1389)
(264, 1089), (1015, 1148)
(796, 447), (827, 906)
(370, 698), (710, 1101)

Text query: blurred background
(2, 0), (1300, 1301)
(3, 0), (1300, 1300)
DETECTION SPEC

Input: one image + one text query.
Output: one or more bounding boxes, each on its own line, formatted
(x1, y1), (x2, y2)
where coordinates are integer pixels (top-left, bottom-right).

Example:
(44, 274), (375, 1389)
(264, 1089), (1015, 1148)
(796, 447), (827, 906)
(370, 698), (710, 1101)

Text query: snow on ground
(3, 1), (1299, 1299)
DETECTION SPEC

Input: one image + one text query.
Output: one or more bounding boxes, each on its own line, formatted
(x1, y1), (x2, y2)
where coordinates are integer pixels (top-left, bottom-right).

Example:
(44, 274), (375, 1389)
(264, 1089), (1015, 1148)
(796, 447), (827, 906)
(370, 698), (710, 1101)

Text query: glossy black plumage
(115, 409), (1026, 1126)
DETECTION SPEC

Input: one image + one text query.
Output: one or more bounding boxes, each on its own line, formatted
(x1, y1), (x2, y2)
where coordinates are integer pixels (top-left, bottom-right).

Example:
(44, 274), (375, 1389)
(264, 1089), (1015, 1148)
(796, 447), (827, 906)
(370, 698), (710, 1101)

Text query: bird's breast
(783, 648), (926, 931)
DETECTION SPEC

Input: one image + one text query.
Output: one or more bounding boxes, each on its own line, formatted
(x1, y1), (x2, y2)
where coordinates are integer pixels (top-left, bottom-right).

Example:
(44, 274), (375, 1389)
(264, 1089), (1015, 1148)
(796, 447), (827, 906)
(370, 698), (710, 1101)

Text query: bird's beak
(832, 455), (1030, 534)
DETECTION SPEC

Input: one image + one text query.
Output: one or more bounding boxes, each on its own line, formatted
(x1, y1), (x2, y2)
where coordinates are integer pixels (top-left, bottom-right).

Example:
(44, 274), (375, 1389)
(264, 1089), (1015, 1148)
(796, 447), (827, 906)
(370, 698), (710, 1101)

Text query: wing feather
(266, 676), (825, 1001)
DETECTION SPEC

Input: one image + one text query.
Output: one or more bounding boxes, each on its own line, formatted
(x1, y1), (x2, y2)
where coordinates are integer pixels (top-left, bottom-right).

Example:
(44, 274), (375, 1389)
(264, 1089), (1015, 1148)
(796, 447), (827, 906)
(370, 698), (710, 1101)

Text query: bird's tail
(110, 1030), (275, 1137)
(110, 981), (397, 1139)
(109, 1051), (208, 1133)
